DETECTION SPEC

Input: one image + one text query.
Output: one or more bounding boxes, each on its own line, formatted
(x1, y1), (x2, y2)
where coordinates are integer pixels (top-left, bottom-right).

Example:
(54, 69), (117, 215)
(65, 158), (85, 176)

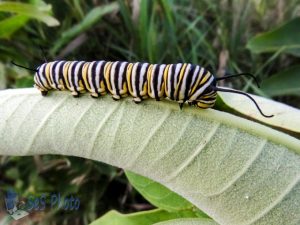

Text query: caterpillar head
(33, 64), (50, 96)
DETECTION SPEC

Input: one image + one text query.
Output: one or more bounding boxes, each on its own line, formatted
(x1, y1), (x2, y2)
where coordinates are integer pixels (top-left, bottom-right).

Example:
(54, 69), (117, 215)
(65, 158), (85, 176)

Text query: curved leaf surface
(90, 209), (199, 225)
(125, 171), (197, 212)
(153, 218), (218, 225)
(0, 88), (300, 225)
(218, 91), (300, 136)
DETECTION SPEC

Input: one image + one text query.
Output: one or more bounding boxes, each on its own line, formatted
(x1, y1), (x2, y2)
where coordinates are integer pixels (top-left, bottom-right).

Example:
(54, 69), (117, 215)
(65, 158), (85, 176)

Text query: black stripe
(170, 64), (177, 100)
(58, 61), (67, 89)
(51, 61), (60, 90)
(114, 62), (121, 96)
(121, 62), (129, 93)
(153, 64), (160, 100)
(100, 61), (107, 90)
(91, 62), (98, 94)
(77, 62), (86, 91)
(135, 63), (142, 98)
(184, 64), (196, 100)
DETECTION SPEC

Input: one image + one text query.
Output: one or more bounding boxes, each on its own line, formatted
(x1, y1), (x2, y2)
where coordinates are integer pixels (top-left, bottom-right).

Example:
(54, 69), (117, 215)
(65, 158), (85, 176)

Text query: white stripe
(157, 64), (166, 96)
(68, 61), (77, 91)
(95, 61), (104, 92)
(88, 61), (96, 92)
(110, 61), (119, 95)
(55, 61), (64, 88)
(74, 61), (85, 90)
(174, 64), (182, 87)
(119, 62), (127, 94)
(149, 64), (157, 98)
(49, 61), (56, 88)
(131, 63), (139, 96)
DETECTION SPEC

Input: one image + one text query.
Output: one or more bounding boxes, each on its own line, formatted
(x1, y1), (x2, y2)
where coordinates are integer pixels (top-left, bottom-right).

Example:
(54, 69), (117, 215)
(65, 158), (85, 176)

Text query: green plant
(0, 89), (299, 225)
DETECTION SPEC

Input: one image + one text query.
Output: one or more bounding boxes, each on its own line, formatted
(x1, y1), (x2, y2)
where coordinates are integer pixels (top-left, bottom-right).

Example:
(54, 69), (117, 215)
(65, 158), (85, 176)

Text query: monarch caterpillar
(12, 60), (273, 118)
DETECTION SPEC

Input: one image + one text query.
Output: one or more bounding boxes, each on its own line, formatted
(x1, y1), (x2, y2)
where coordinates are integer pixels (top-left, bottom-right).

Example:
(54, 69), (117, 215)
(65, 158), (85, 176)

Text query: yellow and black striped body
(34, 60), (217, 109)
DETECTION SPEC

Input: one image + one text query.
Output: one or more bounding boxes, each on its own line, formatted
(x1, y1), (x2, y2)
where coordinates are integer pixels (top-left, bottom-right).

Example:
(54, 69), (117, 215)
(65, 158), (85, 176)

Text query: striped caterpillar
(12, 60), (273, 118)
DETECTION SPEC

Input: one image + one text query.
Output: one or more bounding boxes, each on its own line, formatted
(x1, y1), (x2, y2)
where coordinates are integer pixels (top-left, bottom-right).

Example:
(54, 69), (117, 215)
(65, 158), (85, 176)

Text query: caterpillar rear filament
(11, 60), (274, 118)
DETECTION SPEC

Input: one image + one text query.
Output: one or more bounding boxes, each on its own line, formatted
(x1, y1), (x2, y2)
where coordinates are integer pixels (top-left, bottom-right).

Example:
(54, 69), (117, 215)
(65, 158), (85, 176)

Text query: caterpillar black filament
(11, 60), (274, 118)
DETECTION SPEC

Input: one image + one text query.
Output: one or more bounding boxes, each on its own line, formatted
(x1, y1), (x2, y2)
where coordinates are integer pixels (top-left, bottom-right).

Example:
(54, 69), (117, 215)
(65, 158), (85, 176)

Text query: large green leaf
(0, 15), (29, 39)
(90, 209), (199, 225)
(0, 2), (59, 27)
(0, 88), (300, 225)
(246, 17), (300, 56)
(260, 65), (300, 97)
(125, 171), (207, 215)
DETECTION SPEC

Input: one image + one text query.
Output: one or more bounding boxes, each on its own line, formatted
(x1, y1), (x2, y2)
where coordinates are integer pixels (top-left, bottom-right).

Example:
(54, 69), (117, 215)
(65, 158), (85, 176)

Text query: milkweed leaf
(90, 209), (201, 225)
(0, 88), (300, 225)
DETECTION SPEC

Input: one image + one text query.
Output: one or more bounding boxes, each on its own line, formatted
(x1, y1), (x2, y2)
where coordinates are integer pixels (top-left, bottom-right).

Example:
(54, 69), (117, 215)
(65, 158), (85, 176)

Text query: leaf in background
(261, 65), (300, 97)
(0, 62), (6, 89)
(217, 91), (300, 137)
(153, 218), (219, 225)
(0, 89), (300, 225)
(0, 15), (29, 39)
(89, 209), (199, 225)
(0, 1), (59, 27)
(50, 2), (119, 55)
(125, 171), (207, 216)
(246, 17), (300, 56)
(15, 76), (34, 88)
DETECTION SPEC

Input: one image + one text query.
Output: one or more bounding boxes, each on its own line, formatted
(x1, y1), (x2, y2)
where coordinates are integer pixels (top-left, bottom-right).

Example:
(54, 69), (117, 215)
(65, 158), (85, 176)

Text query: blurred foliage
(0, 0), (300, 224)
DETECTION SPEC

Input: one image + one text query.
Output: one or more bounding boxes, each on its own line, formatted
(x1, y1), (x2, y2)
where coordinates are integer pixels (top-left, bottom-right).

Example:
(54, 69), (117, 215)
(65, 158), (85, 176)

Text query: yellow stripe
(63, 62), (72, 90)
(126, 63), (134, 94)
(45, 63), (53, 87)
(200, 71), (211, 85)
(104, 62), (113, 92)
(175, 63), (187, 99)
(82, 62), (92, 92)
(196, 102), (210, 108)
(78, 80), (86, 93)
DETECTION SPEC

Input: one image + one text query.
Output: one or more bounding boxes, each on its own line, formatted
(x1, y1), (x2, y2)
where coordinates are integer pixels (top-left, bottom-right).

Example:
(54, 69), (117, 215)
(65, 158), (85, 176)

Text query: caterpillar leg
(90, 92), (99, 98)
(112, 95), (121, 101)
(133, 97), (142, 104)
(41, 91), (48, 96)
(71, 91), (80, 98)
(179, 103), (184, 110)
